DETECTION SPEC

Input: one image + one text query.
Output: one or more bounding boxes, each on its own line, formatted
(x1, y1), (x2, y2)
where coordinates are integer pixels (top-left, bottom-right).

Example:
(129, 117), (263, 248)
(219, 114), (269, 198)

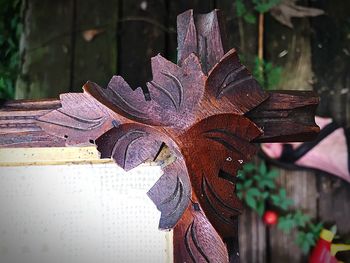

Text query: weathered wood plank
(268, 170), (317, 263)
(73, 0), (119, 90)
(15, 0), (74, 99)
(118, 0), (167, 89)
(265, 4), (318, 262)
(310, 0), (350, 126)
(214, 0), (239, 51)
(216, 0), (257, 70)
(238, 208), (267, 263)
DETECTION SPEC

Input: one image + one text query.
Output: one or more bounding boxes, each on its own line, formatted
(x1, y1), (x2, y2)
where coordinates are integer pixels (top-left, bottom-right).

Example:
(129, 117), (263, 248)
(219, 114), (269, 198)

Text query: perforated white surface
(0, 163), (172, 263)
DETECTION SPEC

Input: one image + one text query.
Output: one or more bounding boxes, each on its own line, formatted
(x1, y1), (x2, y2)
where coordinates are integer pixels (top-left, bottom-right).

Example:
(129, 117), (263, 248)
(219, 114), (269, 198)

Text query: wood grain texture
(73, 0), (118, 89)
(268, 170), (317, 263)
(264, 6), (318, 262)
(0, 8), (320, 263)
(118, 0), (166, 88)
(173, 206), (229, 263)
(148, 159), (192, 230)
(15, 0), (74, 99)
(248, 91), (319, 142)
(238, 207), (266, 263)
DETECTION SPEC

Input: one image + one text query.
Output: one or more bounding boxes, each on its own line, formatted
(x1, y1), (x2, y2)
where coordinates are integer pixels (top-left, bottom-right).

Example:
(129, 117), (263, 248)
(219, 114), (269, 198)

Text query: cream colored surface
(0, 147), (110, 166)
(0, 148), (173, 263)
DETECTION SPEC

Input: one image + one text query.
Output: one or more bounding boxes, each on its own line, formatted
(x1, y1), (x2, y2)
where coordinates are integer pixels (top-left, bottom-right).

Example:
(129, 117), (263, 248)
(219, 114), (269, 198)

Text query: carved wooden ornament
(0, 10), (319, 262)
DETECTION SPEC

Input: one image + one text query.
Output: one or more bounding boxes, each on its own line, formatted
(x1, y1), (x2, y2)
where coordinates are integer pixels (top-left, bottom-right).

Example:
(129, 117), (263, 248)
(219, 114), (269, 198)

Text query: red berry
(263, 210), (278, 225)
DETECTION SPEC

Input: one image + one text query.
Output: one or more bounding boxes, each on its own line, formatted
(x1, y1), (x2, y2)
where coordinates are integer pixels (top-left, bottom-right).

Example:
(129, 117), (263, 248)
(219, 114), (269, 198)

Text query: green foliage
(235, 0), (256, 24)
(235, 0), (282, 23)
(278, 211), (311, 233)
(237, 162), (323, 254)
(296, 223), (323, 253)
(0, 0), (22, 99)
(237, 162), (273, 216)
(253, 58), (282, 90)
(270, 189), (293, 210)
(252, 0), (282, 13)
(237, 162), (285, 214)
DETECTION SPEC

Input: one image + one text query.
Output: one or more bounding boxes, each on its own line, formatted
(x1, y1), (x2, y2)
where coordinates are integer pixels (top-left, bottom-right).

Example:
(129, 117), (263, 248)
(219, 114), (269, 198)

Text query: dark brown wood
(0, 9), (320, 263)
(249, 91), (319, 142)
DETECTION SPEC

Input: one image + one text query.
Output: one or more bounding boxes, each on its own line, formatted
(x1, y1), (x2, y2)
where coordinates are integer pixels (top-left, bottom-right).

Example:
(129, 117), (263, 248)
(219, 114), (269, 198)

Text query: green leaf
(244, 13), (256, 24)
(235, 0), (246, 17)
(272, 189), (293, 210)
(266, 66), (282, 89)
(237, 170), (245, 180)
(253, 0), (282, 13)
(246, 188), (261, 198)
(309, 222), (323, 237)
(253, 57), (264, 86)
(258, 179), (275, 189)
(296, 231), (316, 254)
(293, 211), (310, 227)
(246, 194), (257, 210)
(252, 57), (282, 90)
(259, 162), (267, 175)
(243, 179), (253, 189)
(253, 175), (261, 181)
(277, 214), (295, 234)
(266, 169), (279, 179)
(243, 163), (255, 172)
(256, 200), (265, 216)
(261, 192), (269, 199)
(270, 194), (280, 204)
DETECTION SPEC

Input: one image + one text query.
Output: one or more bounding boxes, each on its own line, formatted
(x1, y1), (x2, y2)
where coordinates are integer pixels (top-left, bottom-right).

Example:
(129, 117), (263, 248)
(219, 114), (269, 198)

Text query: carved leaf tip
(206, 48), (269, 114)
(95, 125), (162, 171)
(147, 160), (191, 230)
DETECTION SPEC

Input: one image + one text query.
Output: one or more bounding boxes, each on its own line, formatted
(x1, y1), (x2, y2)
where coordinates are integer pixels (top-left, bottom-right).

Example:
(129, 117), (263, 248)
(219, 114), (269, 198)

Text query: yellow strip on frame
(0, 147), (114, 166)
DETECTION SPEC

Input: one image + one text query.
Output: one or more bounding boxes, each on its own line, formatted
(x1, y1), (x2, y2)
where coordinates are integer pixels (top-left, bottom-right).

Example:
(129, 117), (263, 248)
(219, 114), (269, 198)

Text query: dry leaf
(82, 29), (105, 42)
(270, 0), (325, 28)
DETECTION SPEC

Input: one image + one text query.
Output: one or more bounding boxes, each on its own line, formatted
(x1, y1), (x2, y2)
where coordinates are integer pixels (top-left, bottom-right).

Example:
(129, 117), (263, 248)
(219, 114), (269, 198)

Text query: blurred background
(0, 0), (349, 262)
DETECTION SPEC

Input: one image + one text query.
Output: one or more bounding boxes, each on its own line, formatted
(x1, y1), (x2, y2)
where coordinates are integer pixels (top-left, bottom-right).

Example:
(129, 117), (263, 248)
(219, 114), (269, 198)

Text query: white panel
(0, 163), (173, 263)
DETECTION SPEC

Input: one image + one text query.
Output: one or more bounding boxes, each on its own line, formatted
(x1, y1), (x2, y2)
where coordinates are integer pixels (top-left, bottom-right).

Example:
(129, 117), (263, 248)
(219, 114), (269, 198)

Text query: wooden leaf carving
(84, 53), (206, 129)
(206, 49), (269, 114)
(0, 8), (320, 263)
(174, 206), (229, 263)
(179, 113), (262, 237)
(147, 160), (191, 230)
(95, 124), (163, 171)
(177, 9), (227, 74)
(84, 77), (156, 124)
(37, 93), (113, 145)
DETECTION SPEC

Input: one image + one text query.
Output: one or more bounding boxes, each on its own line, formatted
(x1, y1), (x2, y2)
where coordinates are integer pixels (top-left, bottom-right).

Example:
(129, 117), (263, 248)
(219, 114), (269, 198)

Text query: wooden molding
(0, 9), (319, 262)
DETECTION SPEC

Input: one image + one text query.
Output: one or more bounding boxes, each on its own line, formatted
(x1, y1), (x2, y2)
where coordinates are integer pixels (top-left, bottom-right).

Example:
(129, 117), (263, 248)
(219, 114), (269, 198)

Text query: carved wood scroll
(0, 10), (319, 263)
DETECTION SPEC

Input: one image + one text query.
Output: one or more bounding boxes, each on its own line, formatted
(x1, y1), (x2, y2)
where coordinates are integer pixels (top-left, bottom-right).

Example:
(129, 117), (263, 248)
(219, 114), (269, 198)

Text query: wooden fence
(15, 0), (350, 262)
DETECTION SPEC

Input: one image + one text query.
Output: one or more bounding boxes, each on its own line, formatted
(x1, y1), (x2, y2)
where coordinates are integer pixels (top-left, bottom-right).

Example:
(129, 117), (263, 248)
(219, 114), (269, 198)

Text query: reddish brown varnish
(0, 9), (319, 263)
